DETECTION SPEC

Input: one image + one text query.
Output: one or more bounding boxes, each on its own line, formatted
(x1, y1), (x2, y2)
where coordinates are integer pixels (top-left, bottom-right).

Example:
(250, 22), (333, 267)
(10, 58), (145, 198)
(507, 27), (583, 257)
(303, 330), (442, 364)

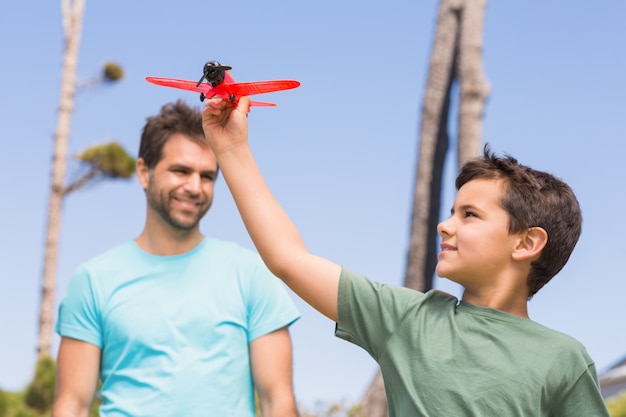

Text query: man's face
(436, 178), (522, 289)
(139, 133), (218, 232)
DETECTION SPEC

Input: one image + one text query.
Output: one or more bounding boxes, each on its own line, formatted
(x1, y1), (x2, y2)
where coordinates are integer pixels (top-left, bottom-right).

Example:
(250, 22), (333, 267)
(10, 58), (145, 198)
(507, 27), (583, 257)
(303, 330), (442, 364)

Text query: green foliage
(103, 62), (124, 82)
(608, 391), (626, 417)
(89, 381), (103, 417)
(299, 401), (365, 417)
(90, 401), (100, 417)
(0, 356), (102, 417)
(10, 407), (39, 417)
(0, 386), (42, 417)
(0, 391), (7, 417)
(0, 390), (25, 417)
(255, 391), (261, 416)
(23, 356), (55, 413)
(75, 141), (136, 179)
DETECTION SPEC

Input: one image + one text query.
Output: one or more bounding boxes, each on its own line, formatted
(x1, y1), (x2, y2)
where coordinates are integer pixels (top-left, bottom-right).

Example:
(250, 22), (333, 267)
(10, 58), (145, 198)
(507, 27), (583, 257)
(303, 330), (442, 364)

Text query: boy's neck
(461, 289), (530, 319)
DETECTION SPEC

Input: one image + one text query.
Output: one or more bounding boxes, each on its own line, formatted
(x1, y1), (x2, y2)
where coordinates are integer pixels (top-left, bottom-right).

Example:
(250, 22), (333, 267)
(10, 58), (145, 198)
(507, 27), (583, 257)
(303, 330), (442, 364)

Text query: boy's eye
(464, 211), (477, 218)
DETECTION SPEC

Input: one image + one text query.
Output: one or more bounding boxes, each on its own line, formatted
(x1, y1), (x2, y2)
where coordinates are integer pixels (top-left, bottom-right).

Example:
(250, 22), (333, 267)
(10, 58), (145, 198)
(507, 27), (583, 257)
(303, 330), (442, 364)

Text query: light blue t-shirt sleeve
(245, 256), (300, 342)
(56, 264), (103, 348)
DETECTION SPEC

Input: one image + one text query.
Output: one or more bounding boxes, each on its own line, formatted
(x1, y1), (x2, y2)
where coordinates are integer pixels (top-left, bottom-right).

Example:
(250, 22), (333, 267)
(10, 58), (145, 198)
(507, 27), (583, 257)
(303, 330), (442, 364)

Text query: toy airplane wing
(146, 77), (210, 94)
(224, 80), (301, 97)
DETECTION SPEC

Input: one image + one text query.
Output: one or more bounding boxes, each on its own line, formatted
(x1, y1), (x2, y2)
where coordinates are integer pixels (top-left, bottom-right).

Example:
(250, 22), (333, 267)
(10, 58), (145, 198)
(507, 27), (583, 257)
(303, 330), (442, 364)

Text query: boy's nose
(437, 218), (453, 236)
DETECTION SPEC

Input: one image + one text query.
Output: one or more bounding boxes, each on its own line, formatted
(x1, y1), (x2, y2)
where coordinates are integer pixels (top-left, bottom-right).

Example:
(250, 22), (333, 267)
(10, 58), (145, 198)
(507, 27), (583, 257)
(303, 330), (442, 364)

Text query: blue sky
(1, 0), (625, 409)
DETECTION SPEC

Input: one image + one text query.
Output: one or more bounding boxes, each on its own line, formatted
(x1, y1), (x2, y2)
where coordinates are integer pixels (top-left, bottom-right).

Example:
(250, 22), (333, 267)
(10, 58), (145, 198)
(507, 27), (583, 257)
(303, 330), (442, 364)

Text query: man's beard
(146, 186), (211, 231)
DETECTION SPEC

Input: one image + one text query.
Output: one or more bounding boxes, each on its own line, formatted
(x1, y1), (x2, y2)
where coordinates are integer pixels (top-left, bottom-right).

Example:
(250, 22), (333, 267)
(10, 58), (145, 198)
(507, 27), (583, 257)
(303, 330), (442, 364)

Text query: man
(53, 100), (300, 417)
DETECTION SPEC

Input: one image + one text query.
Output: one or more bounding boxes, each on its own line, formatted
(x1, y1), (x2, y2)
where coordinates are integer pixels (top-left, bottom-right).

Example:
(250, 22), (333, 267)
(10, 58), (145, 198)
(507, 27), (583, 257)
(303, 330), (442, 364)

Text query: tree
(359, 0), (489, 415)
(37, 0), (131, 360)
(298, 400), (366, 417)
(66, 142), (136, 194)
(607, 392), (626, 417)
(23, 356), (56, 414)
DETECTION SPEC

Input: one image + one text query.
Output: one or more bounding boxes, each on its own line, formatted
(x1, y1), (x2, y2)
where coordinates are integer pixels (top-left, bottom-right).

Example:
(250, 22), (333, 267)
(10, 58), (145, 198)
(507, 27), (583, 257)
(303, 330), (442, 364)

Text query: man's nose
(183, 173), (202, 194)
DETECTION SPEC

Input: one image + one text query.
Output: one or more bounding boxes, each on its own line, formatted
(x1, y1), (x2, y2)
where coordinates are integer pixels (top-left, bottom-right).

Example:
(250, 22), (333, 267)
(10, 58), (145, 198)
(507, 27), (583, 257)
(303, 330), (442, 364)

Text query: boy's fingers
(236, 96), (251, 114)
(204, 97), (227, 115)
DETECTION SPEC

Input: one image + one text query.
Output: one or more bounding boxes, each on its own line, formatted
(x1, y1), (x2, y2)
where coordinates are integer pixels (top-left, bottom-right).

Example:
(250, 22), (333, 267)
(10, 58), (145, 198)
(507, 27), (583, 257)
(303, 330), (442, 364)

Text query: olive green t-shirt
(336, 268), (609, 417)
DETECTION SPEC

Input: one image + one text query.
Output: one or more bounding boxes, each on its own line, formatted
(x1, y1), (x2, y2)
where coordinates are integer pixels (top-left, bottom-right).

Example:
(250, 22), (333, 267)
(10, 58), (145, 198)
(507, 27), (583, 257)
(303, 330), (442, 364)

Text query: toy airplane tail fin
(250, 100), (277, 107)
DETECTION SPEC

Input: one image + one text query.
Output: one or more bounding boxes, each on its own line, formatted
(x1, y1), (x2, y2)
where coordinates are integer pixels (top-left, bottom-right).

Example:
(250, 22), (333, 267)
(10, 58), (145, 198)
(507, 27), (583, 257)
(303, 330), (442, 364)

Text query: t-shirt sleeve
(335, 267), (427, 359)
(246, 258), (300, 342)
(553, 364), (610, 417)
(56, 265), (103, 348)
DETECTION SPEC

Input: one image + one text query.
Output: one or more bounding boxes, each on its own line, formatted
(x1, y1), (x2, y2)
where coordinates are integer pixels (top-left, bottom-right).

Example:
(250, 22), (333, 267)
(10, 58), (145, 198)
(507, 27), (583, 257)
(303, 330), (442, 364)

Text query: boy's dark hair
(456, 145), (582, 299)
(138, 100), (206, 169)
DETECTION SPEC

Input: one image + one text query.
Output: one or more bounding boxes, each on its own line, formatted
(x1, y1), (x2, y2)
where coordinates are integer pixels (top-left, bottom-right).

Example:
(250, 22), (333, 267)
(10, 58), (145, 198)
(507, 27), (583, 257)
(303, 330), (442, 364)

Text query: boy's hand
(202, 96), (250, 155)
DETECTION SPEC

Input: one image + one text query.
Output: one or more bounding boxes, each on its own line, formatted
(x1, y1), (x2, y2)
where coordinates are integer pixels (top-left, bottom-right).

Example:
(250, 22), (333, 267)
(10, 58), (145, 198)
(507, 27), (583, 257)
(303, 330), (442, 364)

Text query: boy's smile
(436, 178), (523, 292)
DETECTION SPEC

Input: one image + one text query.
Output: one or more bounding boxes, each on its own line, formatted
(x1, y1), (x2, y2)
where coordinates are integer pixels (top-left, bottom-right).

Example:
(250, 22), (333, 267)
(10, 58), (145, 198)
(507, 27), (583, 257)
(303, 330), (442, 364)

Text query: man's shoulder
(81, 240), (137, 268)
(202, 237), (262, 263)
(82, 238), (255, 264)
(64, 241), (140, 297)
(202, 236), (246, 252)
(73, 241), (146, 282)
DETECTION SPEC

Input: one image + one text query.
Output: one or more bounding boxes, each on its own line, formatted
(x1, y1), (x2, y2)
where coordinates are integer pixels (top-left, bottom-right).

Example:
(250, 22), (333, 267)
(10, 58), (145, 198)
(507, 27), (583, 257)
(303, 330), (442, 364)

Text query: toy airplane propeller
(146, 61), (300, 109)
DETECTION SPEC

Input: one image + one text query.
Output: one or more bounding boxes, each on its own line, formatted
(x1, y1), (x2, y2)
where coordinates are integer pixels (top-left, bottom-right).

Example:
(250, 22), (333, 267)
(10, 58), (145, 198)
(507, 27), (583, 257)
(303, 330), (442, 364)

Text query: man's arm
(203, 97), (342, 322)
(52, 337), (101, 417)
(250, 327), (298, 417)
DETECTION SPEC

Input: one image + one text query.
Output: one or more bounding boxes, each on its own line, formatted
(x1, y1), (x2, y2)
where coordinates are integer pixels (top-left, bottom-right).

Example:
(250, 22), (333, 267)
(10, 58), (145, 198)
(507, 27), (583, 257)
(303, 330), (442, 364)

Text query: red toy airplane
(146, 61), (300, 109)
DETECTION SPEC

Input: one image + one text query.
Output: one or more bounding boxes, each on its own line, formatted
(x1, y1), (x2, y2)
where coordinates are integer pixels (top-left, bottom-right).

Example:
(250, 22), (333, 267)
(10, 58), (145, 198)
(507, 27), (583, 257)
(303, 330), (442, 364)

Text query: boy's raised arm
(202, 97), (341, 322)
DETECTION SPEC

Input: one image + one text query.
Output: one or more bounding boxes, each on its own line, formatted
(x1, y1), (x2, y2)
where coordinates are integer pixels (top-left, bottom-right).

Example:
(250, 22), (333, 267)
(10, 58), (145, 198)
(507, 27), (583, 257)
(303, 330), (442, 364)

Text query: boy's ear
(136, 158), (150, 190)
(512, 227), (548, 262)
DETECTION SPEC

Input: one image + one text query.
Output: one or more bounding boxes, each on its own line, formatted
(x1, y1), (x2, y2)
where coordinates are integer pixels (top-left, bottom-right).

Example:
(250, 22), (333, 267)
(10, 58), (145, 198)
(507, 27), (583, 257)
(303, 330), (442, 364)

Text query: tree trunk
(404, 0), (462, 293)
(359, 372), (387, 417)
(457, 0), (490, 168)
(358, 0), (489, 415)
(37, 0), (85, 358)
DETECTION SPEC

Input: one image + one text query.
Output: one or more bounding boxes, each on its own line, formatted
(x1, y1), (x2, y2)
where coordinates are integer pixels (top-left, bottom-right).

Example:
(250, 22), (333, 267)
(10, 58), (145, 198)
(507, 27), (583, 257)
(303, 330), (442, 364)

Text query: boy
(202, 96), (609, 416)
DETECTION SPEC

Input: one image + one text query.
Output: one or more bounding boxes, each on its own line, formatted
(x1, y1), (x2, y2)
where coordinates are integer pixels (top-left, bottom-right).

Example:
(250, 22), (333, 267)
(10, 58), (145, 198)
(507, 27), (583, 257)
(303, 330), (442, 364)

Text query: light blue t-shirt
(57, 237), (300, 417)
